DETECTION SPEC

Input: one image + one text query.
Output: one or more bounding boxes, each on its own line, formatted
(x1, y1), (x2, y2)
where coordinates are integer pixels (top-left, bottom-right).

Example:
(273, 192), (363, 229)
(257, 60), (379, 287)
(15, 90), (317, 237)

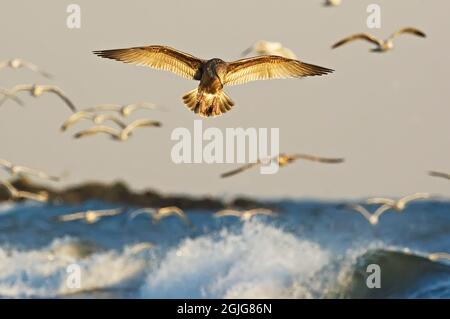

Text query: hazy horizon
(1, 0), (449, 200)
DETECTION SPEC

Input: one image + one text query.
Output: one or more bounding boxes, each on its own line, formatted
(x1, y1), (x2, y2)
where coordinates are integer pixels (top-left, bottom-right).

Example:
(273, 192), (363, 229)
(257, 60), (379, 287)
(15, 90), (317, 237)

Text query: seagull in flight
(240, 41), (297, 59)
(0, 84), (77, 112)
(0, 58), (53, 78)
(366, 193), (431, 212)
(220, 153), (344, 178)
(60, 111), (127, 131)
(129, 206), (190, 225)
(84, 102), (161, 117)
(214, 208), (276, 221)
(57, 208), (123, 224)
(94, 45), (333, 117)
(0, 180), (49, 203)
(344, 204), (391, 226)
(332, 27), (426, 52)
(73, 119), (161, 141)
(0, 159), (61, 182)
(324, 0), (342, 7)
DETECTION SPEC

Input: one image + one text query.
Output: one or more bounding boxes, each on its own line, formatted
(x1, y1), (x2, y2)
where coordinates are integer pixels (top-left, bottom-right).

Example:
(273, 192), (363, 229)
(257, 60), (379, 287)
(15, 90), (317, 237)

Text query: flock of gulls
(0, 2), (449, 262)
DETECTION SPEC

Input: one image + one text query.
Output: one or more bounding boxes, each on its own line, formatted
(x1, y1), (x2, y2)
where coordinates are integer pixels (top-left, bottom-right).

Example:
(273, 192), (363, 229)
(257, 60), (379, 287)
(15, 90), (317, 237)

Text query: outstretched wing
(390, 27), (426, 39)
(332, 33), (383, 49)
(429, 171), (450, 180)
(122, 119), (162, 136)
(220, 161), (262, 178)
(290, 154), (345, 164)
(366, 198), (395, 205)
(44, 86), (77, 112)
(214, 209), (243, 218)
(74, 126), (119, 139)
(224, 55), (333, 86)
(93, 45), (205, 80)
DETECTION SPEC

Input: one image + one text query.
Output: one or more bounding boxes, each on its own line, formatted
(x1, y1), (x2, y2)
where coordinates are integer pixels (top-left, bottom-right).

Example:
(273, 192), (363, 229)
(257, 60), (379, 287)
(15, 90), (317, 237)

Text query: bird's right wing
(93, 45), (205, 80)
(332, 33), (383, 49)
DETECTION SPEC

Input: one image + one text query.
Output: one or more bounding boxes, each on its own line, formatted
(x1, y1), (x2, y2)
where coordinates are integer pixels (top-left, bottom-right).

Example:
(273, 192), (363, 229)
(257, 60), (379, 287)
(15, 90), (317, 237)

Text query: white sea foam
(139, 221), (330, 298)
(0, 237), (149, 298)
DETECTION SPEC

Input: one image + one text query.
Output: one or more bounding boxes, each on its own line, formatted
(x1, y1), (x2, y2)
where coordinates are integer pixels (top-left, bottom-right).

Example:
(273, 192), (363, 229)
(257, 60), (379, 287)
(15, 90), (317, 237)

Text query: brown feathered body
(183, 58), (234, 117)
(94, 45), (333, 117)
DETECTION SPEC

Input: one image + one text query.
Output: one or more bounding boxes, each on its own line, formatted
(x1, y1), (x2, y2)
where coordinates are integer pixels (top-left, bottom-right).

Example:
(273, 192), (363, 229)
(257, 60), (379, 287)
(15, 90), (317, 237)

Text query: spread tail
(182, 88), (235, 117)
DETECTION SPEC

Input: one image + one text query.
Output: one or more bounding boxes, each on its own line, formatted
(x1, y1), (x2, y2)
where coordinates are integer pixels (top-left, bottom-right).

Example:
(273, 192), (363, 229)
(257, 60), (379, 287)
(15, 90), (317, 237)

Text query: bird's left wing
(391, 27), (426, 39)
(93, 45), (205, 80)
(290, 154), (345, 164)
(44, 86), (77, 112)
(224, 56), (333, 86)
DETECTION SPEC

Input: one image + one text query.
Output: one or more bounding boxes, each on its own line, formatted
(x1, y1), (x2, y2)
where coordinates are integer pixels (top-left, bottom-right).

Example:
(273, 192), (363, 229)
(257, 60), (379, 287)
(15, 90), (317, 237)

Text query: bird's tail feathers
(182, 88), (235, 117)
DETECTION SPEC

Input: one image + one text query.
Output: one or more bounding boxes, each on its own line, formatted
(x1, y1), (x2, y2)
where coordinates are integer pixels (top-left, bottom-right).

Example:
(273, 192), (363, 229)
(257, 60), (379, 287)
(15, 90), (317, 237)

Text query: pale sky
(0, 0), (449, 199)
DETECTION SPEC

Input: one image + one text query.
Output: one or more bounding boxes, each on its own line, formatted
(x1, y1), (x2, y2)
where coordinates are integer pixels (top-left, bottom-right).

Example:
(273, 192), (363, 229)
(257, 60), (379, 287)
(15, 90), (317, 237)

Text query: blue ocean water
(0, 199), (449, 298)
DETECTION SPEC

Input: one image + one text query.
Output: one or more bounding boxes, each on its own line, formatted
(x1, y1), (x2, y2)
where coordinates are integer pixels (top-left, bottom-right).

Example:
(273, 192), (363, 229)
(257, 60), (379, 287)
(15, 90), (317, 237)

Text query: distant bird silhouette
(241, 41), (297, 59)
(332, 27), (426, 52)
(73, 119), (161, 141)
(214, 208), (276, 221)
(324, 0), (341, 7)
(84, 102), (160, 117)
(366, 193), (431, 212)
(94, 45), (333, 117)
(0, 58), (53, 78)
(344, 204), (391, 226)
(429, 171), (450, 180)
(221, 153), (344, 178)
(0, 180), (48, 203)
(60, 111), (127, 131)
(428, 252), (450, 262)
(129, 206), (190, 225)
(0, 84), (77, 112)
(57, 208), (123, 224)
(0, 159), (61, 182)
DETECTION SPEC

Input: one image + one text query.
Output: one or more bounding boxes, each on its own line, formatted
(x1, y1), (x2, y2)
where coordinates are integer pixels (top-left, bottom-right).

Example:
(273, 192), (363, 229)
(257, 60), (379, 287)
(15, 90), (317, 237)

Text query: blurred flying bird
(429, 171), (450, 180)
(60, 111), (127, 131)
(214, 208), (276, 221)
(0, 84), (77, 112)
(94, 45), (333, 117)
(344, 204), (391, 226)
(366, 193), (431, 212)
(129, 206), (190, 225)
(240, 41), (297, 59)
(0, 159), (62, 182)
(57, 208), (123, 224)
(84, 102), (161, 117)
(324, 0), (342, 7)
(0, 180), (49, 203)
(332, 27), (426, 52)
(0, 58), (53, 78)
(73, 119), (161, 141)
(220, 153), (345, 178)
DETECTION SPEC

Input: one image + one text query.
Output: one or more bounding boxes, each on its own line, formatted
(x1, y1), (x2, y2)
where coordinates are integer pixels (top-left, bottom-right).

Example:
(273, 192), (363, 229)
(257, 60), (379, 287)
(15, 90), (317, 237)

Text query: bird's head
(9, 59), (22, 68)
